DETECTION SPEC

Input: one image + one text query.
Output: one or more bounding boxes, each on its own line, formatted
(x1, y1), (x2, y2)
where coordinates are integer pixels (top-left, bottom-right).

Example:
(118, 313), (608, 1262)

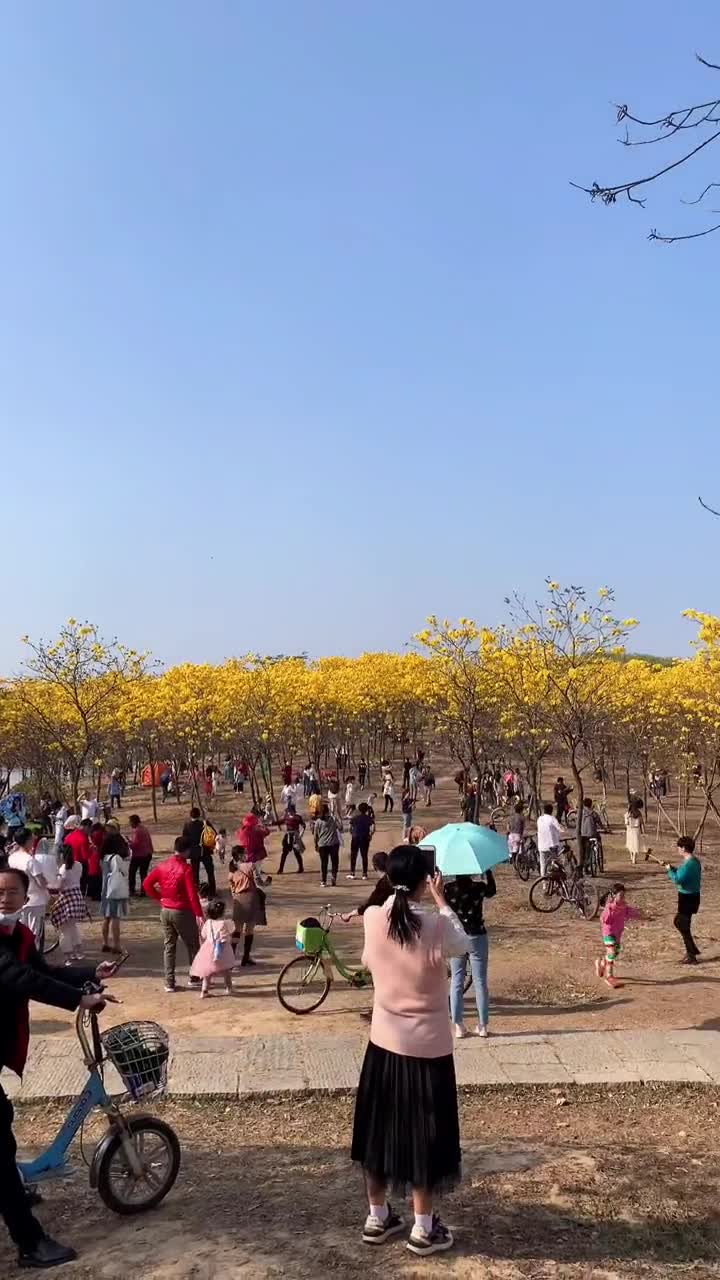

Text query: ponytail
(387, 885), (422, 947)
(385, 846), (429, 948)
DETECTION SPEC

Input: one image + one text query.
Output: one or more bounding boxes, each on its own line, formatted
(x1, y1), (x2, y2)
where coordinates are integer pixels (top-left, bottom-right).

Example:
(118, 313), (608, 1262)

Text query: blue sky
(1, 1), (717, 671)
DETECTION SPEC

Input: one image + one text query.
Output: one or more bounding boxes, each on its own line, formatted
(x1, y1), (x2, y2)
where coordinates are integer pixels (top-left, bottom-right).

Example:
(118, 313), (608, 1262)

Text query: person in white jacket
(536, 803), (564, 878)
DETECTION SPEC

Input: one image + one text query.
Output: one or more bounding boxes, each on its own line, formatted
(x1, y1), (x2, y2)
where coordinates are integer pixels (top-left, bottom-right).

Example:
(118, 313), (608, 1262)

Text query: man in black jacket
(0, 864), (114, 1269)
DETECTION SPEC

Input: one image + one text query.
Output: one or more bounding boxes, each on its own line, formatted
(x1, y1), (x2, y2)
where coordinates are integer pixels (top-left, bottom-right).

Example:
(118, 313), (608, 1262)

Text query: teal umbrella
(422, 822), (510, 877)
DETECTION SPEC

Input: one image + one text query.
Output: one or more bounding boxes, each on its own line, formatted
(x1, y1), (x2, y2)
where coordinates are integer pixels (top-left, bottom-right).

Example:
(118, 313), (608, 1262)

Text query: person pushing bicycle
(0, 862), (120, 1269)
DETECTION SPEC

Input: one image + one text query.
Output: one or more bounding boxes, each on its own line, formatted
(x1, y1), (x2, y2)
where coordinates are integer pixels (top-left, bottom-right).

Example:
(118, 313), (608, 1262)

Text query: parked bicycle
(584, 835), (605, 878)
(513, 835), (540, 883)
(17, 990), (181, 1214)
(277, 907), (373, 1014)
(529, 844), (599, 919)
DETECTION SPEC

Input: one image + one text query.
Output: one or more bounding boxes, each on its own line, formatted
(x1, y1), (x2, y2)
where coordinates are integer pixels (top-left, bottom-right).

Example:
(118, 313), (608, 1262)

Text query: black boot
(241, 934), (256, 966)
(18, 1233), (77, 1269)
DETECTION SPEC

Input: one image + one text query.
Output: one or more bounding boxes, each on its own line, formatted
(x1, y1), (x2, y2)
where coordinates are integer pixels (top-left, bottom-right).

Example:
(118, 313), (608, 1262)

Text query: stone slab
(570, 1069), (642, 1084)
(552, 1035), (625, 1072)
(488, 1042), (563, 1065)
(681, 1050), (720, 1083)
(607, 1032), (693, 1062)
(502, 1064), (572, 1084)
(167, 1055), (239, 1098)
(17, 1057), (89, 1101)
(304, 1041), (365, 1091)
(455, 1053), (511, 1086)
(632, 1062), (712, 1083)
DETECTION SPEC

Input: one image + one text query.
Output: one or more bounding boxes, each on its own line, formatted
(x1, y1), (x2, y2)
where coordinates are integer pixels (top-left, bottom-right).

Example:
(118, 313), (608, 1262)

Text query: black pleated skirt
(351, 1041), (461, 1195)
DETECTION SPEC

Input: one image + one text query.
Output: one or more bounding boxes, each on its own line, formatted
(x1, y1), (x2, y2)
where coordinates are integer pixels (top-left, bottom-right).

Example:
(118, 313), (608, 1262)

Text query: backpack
(201, 822), (217, 850)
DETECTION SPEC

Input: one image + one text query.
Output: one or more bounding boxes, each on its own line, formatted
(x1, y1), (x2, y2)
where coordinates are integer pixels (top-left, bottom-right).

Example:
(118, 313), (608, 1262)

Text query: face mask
(0, 908), (24, 927)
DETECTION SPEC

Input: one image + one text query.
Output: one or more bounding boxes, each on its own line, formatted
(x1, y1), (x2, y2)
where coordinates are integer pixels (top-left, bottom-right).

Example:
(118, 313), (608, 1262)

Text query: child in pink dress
(595, 883), (643, 989)
(190, 898), (236, 997)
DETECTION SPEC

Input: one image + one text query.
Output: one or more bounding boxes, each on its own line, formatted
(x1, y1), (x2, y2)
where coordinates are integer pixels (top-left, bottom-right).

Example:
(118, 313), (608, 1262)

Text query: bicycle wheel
(529, 877), (564, 913)
(514, 850), (530, 882)
(276, 954), (331, 1014)
(574, 879), (600, 920)
(490, 806), (506, 825)
(96, 1117), (180, 1215)
(596, 839), (605, 873)
(42, 918), (60, 956)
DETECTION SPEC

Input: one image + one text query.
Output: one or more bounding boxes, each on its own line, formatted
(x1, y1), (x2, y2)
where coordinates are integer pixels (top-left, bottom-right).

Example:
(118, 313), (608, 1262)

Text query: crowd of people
(0, 753), (709, 1265)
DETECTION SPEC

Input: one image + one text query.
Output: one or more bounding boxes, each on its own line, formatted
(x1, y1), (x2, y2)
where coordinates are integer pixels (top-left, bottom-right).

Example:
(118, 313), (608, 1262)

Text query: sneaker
(362, 875), (368, 880)
(594, 958), (605, 980)
(347, 874), (356, 880)
(475, 1025), (489, 1038)
(454, 1024), (469, 1040)
(18, 1233), (78, 1269)
(605, 975), (623, 989)
(164, 983), (177, 993)
(680, 954), (699, 965)
(407, 1215), (454, 1257)
(320, 881), (327, 888)
(362, 1205), (404, 1245)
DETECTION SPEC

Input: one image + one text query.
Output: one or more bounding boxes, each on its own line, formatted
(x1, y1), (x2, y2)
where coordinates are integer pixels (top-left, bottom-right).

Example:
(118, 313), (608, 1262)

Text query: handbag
(106, 855), (130, 900)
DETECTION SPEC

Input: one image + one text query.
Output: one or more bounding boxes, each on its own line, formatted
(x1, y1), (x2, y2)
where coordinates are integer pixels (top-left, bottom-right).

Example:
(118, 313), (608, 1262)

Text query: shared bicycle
(277, 907), (373, 1013)
(17, 990), (181, 1214)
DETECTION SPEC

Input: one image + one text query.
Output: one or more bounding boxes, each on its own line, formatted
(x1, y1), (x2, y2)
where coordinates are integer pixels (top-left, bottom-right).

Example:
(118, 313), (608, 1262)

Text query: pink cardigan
(362, 900), (467, 1059)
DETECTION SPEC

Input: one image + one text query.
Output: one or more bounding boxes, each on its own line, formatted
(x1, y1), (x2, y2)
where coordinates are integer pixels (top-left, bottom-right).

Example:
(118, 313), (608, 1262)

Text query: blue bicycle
(17, 997), (181, 1215)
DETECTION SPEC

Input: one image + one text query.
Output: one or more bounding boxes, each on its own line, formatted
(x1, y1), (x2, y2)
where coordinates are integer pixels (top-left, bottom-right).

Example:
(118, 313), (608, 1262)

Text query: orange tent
(142, 763), (171, 788)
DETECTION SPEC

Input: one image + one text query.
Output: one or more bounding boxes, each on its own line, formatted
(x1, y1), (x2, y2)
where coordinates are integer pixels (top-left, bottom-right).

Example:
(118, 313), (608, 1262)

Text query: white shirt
(8, 849), (48, 907)
(345, 783), (354, 805)
(59, 862), (83, 891)
(81, 797), (99, 822)
(536, 813), (563, 853)
(34, 845), (60, 895)
(281, 784), (296, 807)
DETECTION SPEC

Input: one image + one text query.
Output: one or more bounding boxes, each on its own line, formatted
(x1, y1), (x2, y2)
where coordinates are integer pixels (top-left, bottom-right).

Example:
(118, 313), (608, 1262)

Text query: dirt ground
(4, 1088), (720, 1278)
(32, 762), (720, 1041)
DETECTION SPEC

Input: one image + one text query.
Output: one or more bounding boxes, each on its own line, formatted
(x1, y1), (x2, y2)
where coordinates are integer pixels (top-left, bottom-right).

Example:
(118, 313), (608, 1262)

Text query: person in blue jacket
(664, 835), (702, 964)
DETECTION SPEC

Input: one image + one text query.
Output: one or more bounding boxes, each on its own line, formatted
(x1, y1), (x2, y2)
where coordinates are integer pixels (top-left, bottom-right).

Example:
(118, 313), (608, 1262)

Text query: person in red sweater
(143, 837), (203, 993)
(127, 815), (154, 897)
(62, 817), (91, 895)
(236, 813), (271, 865)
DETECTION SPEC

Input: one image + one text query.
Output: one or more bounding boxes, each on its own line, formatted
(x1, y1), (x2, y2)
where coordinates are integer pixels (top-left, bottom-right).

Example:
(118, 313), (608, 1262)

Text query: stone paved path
(7, 1027), (720, 1101)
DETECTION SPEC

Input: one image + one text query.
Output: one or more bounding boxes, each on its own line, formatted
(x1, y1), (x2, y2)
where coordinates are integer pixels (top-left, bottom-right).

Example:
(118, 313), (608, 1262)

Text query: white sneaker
(407, 1215), (454, 1256)
(346, 874), (356, 880)
(454, 1024), (469, 1040)
(476, 1025), (489, 1038)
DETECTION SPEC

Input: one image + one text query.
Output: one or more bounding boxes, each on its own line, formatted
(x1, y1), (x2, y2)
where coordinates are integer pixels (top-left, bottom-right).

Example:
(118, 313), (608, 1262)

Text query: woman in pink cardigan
(351, 845), (468, 1258)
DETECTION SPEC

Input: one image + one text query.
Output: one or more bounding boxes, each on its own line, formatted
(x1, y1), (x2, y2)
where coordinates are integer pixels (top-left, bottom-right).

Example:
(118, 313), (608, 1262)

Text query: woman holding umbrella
(445, 871), (496, 1039)
(425, 820), (509, 1039)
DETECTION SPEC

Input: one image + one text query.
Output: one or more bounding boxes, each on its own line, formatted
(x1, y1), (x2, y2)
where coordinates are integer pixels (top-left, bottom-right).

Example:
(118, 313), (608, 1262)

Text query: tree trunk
(147, 739), (158, 824)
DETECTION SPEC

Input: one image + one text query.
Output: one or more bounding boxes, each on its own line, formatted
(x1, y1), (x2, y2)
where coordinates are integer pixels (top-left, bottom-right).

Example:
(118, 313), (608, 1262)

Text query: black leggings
(129, 856), (152, 895)
(279, 833), (304, 873)
(674, 897), (700, 957)
(0, 1085), (42, 1250)
(350, 837), (370, 877)
(191, 850), (217, 895)
(384, 795), (394, 813)
(319, 843), (339, 885)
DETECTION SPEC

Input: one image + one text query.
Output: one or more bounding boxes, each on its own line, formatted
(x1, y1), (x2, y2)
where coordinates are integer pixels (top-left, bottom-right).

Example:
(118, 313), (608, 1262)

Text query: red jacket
(129, 824), (154, 859)
(0, 923), (96, 1075)
(64, 827), (90, 866)
(143, 856), (202, 916)
(236, 814), (270, 863)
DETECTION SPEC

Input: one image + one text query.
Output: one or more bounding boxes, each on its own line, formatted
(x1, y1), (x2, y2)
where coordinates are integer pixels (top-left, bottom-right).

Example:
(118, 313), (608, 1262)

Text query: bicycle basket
(295, 917), (325, 954)
(101, 1021), (170, 1100)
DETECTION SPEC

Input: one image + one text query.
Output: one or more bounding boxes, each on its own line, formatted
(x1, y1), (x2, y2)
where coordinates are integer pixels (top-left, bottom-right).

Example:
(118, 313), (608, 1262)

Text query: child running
(595, 882), (642, 989)
(189, 897), (236, 997)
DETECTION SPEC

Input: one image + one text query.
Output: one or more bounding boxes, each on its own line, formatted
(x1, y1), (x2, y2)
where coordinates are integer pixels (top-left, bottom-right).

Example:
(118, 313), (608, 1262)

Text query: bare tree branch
(577, 54), (720, 242)
(699, 496), (720, 517)
(649, 220), (720, 242)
